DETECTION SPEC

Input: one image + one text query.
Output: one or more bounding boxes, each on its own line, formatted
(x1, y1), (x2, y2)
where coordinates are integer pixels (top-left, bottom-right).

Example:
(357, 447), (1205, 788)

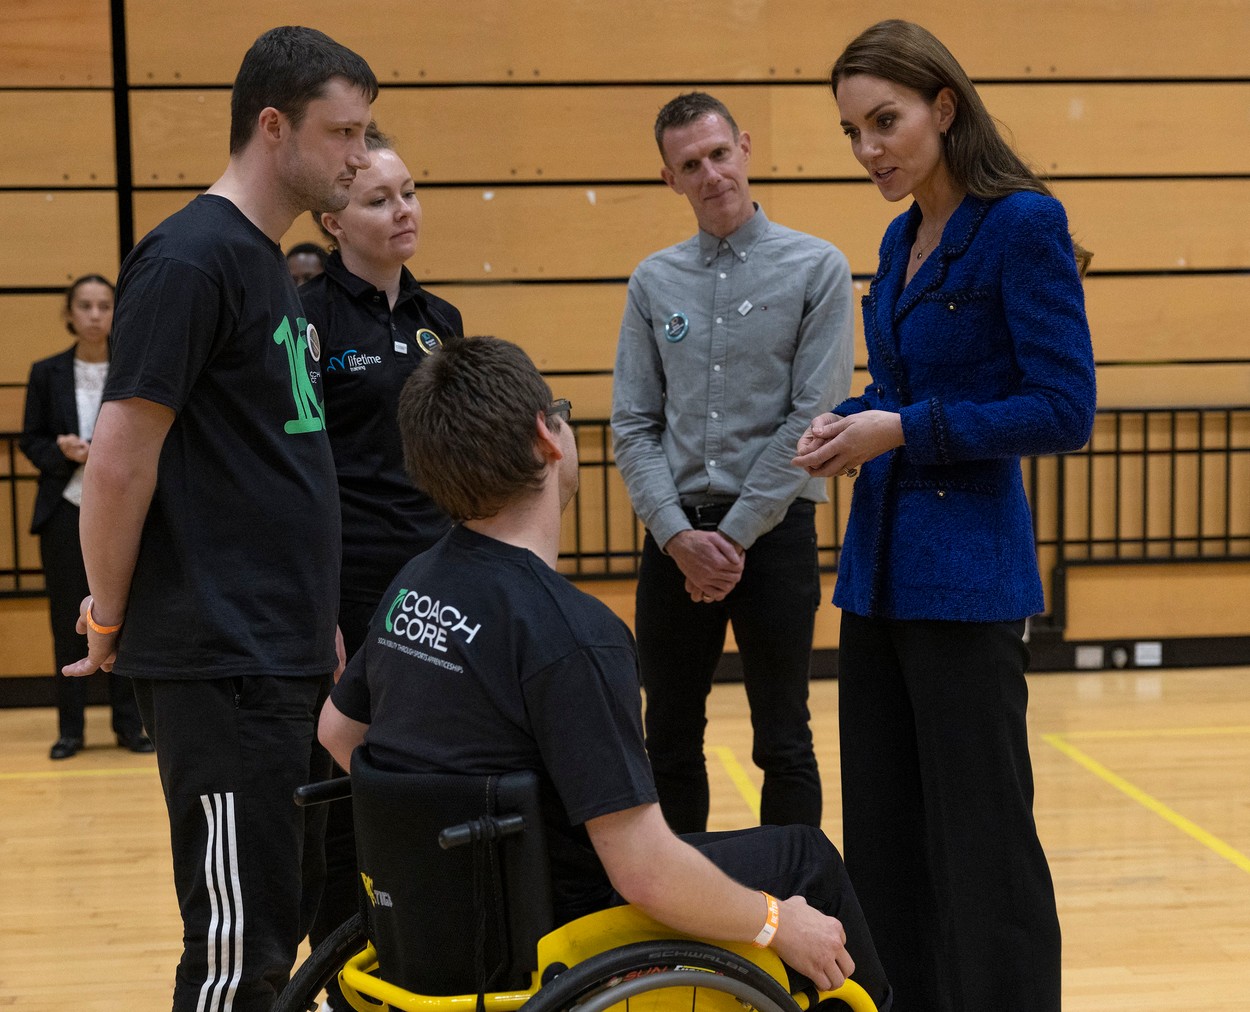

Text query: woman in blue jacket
(793, 20), (1095, 1011)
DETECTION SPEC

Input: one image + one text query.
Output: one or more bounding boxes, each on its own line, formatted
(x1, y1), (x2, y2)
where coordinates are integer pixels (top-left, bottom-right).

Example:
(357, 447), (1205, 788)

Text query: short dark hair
(398, 337), (554, 521)
(64, 273), (114, 335)
(229, 26), (378, 155)
(653, 91), (739, 161)
(285, 241), (327, 261)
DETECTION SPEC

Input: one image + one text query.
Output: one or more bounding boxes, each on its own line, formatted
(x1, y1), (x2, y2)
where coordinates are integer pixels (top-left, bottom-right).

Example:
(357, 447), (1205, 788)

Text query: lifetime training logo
(384, 588), (481, 653)
(325, 348), (383, 373)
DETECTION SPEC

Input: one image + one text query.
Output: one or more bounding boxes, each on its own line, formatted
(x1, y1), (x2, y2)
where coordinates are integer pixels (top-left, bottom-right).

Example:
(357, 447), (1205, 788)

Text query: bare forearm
(318, 698), (368, 770)
(589, 806), (763, 942)
(80, 454), (155, 624)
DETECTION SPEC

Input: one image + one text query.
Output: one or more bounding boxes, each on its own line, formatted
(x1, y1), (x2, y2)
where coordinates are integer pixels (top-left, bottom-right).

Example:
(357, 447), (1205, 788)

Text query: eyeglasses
(545, 398), (573, 424)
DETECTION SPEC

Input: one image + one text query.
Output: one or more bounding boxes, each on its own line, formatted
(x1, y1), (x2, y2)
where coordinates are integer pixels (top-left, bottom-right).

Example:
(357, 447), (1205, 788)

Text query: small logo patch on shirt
(737, 300), (753, 316)
(393, 340), (408, 354)
(665, 312), (689, 342)
(415, 329), (443, 355)
(305, 322), (321, 362)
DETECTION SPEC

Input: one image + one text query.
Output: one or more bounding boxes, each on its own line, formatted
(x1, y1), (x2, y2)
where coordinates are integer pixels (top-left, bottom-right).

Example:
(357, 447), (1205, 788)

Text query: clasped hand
(56, 434), (90, 464)
(792, 410), (905, 478)
(665, 529), (744, 603)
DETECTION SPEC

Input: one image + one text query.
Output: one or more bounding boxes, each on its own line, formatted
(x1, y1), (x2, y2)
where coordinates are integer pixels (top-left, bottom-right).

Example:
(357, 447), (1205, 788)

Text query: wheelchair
(277, 749), (877, 1012)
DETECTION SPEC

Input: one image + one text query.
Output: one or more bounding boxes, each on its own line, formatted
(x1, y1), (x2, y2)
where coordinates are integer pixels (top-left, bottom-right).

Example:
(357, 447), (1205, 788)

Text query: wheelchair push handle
(438, 813), (526, 850)
(293, 776), (353, 807)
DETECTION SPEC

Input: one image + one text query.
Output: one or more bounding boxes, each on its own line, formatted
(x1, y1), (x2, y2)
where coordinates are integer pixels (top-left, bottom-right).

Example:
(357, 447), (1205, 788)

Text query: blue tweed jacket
(832, 191), (1096, 621)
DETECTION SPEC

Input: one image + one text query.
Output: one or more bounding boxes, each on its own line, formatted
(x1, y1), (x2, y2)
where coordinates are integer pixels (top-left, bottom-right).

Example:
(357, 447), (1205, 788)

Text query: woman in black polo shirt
(299, 126), (463, 984)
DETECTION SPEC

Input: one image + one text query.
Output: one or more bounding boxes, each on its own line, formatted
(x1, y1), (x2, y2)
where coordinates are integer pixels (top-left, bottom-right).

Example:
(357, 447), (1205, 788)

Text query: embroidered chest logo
(325, 349), (384, 373)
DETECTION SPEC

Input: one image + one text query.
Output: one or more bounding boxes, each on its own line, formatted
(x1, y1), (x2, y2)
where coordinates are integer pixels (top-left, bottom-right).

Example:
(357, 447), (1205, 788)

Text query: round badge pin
(664, 312), (689, 343)
(305, 322), (321, 362)
(415, 329), (443, 355)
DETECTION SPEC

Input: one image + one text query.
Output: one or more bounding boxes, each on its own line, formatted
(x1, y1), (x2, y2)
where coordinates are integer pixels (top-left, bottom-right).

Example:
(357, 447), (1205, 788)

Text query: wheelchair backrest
(350, 747), (556, 995)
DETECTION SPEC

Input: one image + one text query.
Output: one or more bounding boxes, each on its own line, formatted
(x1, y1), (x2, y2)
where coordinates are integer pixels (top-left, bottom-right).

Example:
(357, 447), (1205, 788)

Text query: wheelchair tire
(522, 939), (803, 1012)
(273, 912), (371, 1012)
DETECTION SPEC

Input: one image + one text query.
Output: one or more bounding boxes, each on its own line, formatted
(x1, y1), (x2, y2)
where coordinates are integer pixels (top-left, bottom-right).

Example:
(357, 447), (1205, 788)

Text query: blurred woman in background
(21, 275), (153, 760)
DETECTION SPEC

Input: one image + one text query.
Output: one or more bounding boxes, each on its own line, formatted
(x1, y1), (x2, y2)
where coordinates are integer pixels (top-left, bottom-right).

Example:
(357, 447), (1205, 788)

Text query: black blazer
(20, 346), (84, 534)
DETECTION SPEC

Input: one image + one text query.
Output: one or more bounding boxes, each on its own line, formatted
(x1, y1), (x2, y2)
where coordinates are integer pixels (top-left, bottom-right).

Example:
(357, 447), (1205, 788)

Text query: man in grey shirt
(611, 91), (854, 833)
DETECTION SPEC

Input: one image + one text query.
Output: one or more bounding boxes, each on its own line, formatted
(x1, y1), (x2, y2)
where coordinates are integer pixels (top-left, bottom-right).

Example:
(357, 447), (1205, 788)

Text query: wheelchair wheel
(523, 939), (803, 1012)
(274, 912), (372, 1012)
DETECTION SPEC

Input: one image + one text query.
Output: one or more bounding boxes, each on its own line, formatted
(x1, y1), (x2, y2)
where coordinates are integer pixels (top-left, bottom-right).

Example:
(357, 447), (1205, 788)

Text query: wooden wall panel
(0, 0), (112, 87)
(131, 82), (1250, 188)
(0, 193), (119, 288)
(137, 179), (1250, 282)
(1096, 365), (1250, 408)
(1065, 562), (1250, 639)
(1084, 275), (1250, 365)
(0, 93), (116, 188)
(422, 274), (1250, 375)
(0, 599), (54, 678)
(123, 0), (1250, 85)
(1, 295), (74, 386)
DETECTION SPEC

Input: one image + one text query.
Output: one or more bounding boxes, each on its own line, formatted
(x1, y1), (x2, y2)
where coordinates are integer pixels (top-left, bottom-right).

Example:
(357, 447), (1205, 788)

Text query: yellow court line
(1042, 733), (1250, 876)
(1056, 725), (1250, 741)
(711, 745), (760, 820)
(0, 766), (160, 782)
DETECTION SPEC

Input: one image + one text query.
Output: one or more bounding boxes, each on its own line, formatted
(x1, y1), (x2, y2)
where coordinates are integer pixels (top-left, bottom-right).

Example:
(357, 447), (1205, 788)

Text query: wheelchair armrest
(293, 776), (353, 807)
(438, 813), (526, 850)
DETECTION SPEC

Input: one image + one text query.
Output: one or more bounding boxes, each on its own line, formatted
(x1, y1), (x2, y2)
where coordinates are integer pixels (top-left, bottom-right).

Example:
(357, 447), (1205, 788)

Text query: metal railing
(5, 406), (1248, 628)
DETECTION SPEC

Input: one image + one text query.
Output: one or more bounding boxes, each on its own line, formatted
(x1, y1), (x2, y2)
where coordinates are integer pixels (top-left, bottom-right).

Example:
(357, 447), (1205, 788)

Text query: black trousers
(134, 674), (330, 1012)
(675, 824), (892, 1010)
(307, 598), (375, 1004)
(837, 612), (1060, 1012)
(635, 501), (822, 833)
(39, 498), (143, 740)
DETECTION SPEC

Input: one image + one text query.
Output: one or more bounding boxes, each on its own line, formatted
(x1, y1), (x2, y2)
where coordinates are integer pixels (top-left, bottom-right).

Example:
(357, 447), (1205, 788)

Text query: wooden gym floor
(1, 666), (1248, 1009)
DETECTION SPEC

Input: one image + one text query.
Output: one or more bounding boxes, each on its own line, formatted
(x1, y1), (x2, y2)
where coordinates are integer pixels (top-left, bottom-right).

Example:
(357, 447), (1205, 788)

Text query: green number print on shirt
(273, 316), (326, 434)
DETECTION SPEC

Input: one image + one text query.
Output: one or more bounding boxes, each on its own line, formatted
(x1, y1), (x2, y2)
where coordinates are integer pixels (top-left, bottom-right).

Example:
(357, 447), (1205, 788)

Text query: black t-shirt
(299, 252), (462, 604)
(332, 525), (657, 923)
(104, 194), (340, 677)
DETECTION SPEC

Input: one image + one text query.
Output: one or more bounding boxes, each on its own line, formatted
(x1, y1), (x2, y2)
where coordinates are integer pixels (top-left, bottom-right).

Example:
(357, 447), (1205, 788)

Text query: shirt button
(713, 364), (722, 372)
(709, 460), (718, 467)
(711, 411), (719, 419)
(716, 317), (723, 324)
(719, 272), (727, 279)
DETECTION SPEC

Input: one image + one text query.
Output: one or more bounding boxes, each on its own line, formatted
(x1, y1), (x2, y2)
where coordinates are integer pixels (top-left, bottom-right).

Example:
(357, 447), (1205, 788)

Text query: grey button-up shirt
(612, 205), (854, 550)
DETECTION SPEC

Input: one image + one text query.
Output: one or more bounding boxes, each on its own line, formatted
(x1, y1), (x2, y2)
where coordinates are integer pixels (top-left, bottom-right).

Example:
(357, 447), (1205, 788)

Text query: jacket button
(947, 302), (956, 311)
(937, 490), (947, 499)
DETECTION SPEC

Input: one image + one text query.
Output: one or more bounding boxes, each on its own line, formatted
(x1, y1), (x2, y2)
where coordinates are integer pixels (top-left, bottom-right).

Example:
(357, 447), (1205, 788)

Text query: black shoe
(50, 736), (84, 760)
(117, 732), (155, 754)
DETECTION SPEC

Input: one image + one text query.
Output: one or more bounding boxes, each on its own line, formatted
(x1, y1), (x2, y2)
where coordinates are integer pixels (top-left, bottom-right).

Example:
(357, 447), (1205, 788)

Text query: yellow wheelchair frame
(283, 904), (875, 1012)
(278, 763), (878, 1012)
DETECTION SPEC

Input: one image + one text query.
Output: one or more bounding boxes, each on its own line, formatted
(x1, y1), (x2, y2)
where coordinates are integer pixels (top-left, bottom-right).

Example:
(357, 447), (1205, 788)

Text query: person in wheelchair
(318, 336), (892, 1010)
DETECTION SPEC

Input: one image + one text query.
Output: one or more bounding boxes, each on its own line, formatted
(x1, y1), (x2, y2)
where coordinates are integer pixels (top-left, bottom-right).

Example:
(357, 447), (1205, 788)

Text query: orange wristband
(752, 892), (780, 948)
(86, 601), (122, 635)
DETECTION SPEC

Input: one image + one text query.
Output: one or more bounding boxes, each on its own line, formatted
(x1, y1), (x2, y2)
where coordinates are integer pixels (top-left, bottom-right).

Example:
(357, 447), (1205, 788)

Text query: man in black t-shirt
(64, 28), (377, 1012)
(319, 337), (892, 1009)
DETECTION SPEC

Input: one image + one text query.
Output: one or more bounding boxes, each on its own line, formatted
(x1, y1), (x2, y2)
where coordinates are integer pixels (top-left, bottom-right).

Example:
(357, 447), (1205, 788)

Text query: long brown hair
(832, 20), (1091, 273)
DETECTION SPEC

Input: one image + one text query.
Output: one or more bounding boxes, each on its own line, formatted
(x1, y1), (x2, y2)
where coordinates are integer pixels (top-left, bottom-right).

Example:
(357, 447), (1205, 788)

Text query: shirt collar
(697, 203), (768, 264)
(323, 249), (425, 308)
